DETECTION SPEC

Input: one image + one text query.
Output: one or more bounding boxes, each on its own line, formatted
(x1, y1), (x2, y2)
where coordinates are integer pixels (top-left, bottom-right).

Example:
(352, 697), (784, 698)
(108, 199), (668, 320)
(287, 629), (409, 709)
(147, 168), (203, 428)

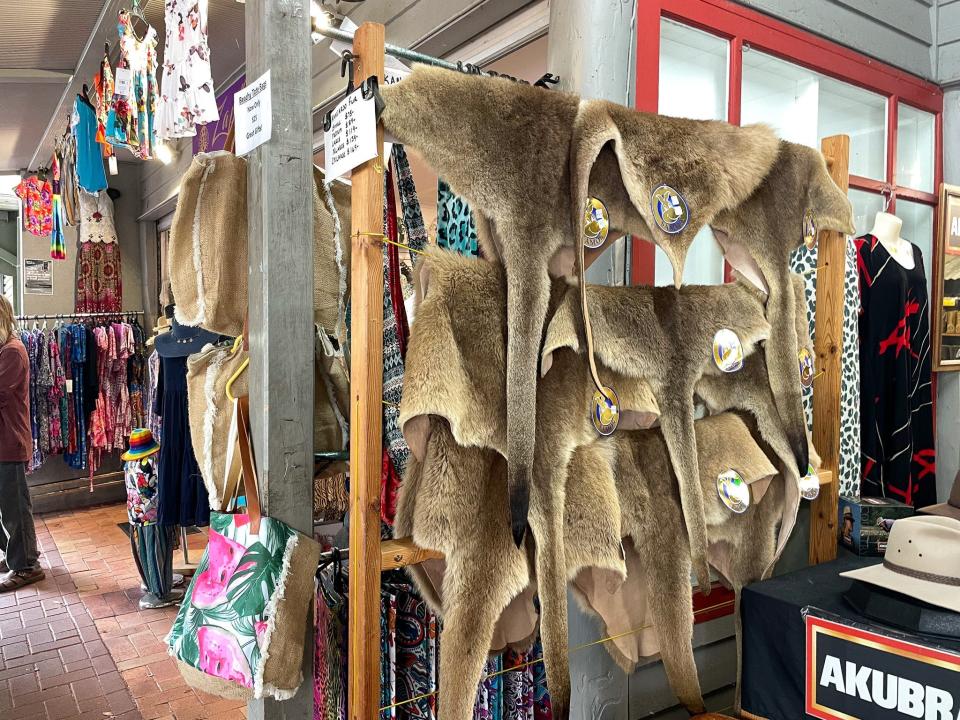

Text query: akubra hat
(841, 515), (960, 614)
(918, 470), (960, 522)
(122, 428), (160, 461)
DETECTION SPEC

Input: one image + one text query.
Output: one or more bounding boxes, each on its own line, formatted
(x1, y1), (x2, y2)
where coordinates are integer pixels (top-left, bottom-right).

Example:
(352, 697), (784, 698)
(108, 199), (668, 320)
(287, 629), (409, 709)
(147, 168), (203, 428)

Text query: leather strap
(883, 558), (960, 587)
(236, 395), (262, 534)
(578, 220), (606, 396)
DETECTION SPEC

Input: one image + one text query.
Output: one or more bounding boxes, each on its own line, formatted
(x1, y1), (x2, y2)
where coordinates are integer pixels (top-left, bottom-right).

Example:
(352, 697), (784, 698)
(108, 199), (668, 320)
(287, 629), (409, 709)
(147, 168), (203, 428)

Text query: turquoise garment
(71, 97), (107, 193)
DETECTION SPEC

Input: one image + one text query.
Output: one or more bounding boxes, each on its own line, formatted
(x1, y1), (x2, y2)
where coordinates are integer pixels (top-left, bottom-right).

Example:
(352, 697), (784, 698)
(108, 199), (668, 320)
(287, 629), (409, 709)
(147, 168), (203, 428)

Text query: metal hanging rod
(15, 311), (145, 320)
(313, 25), (464, 73)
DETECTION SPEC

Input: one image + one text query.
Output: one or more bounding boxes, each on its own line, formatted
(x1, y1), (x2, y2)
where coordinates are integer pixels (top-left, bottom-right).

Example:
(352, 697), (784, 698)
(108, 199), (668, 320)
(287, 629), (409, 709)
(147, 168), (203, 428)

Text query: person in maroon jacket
(0, 296), (43, 591)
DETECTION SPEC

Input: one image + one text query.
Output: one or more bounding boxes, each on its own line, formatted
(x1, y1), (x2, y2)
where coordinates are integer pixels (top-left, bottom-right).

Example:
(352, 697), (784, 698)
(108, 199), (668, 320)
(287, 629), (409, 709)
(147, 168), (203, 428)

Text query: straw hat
(121, 428), (161, 461)
(841, 515), (960, 614)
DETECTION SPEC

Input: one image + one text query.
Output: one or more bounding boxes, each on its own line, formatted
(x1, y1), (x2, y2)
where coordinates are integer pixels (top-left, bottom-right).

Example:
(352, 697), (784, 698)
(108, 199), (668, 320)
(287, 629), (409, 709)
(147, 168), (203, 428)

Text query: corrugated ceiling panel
(0, 1), (105, 70)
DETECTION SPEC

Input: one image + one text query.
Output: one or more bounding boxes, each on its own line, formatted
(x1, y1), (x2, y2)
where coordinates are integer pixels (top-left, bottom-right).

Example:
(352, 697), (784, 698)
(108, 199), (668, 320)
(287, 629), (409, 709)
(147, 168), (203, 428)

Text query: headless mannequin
(870, 211), (915, 270)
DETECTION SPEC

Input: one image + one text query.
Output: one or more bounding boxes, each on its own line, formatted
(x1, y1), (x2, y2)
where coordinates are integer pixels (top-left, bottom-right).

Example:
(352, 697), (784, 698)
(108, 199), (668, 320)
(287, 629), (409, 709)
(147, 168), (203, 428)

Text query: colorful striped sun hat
(121, 428), (160, 461)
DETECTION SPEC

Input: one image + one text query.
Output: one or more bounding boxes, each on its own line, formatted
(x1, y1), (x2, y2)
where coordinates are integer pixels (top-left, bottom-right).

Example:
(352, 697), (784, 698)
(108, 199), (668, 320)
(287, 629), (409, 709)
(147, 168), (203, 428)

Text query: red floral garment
(76, 241), (122, 313)
(14, 177), (53, 237)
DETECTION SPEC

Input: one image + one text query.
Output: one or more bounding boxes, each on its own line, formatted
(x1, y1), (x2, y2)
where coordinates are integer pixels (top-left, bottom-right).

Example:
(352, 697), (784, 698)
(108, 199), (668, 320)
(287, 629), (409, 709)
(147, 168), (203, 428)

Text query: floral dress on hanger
(157, 0), (219, 139)
(106, 10), (159, 159)
(76, 190), (122, 313)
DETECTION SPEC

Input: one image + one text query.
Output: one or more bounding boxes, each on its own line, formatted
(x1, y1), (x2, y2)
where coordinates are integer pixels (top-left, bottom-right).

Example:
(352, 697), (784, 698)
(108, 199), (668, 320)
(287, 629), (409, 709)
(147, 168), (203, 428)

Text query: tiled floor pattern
(1, 504), (247, 720)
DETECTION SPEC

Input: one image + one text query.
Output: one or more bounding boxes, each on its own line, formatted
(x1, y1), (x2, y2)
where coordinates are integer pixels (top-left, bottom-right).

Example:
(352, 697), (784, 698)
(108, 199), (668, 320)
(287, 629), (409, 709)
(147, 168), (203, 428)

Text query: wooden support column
(809, 134), (850, 565)
(348, 22), (386, 720)
(244, 1), (314, 718)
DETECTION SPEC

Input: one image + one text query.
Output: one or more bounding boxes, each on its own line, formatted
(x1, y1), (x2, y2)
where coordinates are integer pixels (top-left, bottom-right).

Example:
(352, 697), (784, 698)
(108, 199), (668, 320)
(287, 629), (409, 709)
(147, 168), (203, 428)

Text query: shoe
(138, 587), (186, 610)
(0, 567), (45, 593)
(140, 573), (185, 593)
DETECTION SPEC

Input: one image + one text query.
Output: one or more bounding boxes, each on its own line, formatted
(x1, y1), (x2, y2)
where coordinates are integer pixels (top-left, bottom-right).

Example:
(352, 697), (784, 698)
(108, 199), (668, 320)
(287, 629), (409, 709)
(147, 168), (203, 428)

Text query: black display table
(740, 553), (960, 719)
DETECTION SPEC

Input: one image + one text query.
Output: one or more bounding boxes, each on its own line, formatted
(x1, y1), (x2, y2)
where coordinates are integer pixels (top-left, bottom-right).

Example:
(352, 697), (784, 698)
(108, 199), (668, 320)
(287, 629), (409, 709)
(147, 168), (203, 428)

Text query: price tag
(233, 71), (272, 156)
(66, 379), (73, 394)
(324, 86), (378, 181)
(114, 68), (132, 97)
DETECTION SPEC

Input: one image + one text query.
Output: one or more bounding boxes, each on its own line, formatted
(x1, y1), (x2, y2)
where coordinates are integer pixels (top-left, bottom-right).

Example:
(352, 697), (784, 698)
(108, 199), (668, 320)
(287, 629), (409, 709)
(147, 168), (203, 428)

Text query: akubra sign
(806, 615), (960, 720)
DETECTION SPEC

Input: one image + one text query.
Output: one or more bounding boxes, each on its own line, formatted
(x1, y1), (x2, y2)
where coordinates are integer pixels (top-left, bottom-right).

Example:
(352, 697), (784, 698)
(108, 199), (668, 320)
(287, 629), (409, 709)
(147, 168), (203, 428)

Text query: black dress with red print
(856, 234), (936, 508)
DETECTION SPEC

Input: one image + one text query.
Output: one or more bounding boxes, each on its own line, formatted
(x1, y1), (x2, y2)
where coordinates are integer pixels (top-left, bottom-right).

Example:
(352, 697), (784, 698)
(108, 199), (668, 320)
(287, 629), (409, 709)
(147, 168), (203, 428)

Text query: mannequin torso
(870, 211), (915, 269)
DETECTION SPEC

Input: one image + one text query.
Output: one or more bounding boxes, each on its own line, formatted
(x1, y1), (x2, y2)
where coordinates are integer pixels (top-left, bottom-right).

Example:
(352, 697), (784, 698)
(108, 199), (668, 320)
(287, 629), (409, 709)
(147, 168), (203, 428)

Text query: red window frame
(631, 0), (944, 284)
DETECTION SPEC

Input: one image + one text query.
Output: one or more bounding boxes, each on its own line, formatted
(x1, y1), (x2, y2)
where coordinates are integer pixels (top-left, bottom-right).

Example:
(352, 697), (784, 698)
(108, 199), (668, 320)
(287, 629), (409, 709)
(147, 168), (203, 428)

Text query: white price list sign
(324, 86), (378, 181)
(234, 71), (272, 156)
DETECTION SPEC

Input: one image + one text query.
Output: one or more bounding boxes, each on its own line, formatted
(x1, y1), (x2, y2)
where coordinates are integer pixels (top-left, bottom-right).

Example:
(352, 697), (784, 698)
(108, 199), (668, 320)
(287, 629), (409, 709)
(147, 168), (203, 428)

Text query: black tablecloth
(740, 553), (960, 719)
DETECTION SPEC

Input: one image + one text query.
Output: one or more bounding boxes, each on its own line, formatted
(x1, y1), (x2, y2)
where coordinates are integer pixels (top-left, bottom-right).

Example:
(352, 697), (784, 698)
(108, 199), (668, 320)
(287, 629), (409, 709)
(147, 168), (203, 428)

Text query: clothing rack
(302, 21), (848, 720)
(15, 311), (145, 320)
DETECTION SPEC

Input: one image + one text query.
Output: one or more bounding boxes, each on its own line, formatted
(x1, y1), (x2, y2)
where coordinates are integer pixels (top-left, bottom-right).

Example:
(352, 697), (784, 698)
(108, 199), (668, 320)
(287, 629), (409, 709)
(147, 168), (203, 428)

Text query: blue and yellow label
(592, 385), (620, 436)
(583, 197), (610, 249)
(651, 184), (689, 234)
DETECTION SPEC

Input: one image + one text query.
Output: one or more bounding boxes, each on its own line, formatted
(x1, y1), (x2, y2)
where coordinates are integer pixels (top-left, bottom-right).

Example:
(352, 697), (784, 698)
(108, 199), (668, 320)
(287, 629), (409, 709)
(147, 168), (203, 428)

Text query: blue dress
(72, 96), (107, 193)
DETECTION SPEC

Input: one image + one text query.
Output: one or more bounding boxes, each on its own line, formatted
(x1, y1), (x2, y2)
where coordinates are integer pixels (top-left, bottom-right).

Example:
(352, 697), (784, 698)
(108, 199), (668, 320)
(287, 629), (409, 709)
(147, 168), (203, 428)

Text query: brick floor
(1, 504), (247, 720)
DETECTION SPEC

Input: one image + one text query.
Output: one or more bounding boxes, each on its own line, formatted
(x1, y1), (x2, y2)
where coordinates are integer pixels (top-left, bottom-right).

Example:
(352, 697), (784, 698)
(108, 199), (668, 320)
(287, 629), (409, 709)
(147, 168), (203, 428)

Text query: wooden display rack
(331, 22), (851, 720)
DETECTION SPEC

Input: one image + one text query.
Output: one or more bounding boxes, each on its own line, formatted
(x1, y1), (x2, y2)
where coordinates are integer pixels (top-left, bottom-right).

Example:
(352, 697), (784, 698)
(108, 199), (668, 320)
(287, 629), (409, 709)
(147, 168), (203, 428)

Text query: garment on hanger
(437, 178), (478, 257)
(14, 176), (53, 238)
(145, 348), (162, 440)
(58, 135), (80, 226)
(106, 9), (159, 159)
(72, 94), (108, 193)
(49, 155), (66, 259)
(790, 239), (861, 497)
(76, 191), (122, 313)
(155, 354), (210, 528)
(95, 47), (115, 148)
(156, 0), (219, 140)
(856, 234), (937, 507)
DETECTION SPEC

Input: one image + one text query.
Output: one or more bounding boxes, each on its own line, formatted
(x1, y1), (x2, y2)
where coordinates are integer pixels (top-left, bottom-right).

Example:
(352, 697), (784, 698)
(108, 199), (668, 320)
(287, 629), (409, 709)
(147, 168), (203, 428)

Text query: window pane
(742, 50), (886, 180)
(659, 19), (728, 122)
(656, 20), (727, 285)
(898, 199), (935, 289)
(896, 104), (935, 193)
(849, 189), (885, 238)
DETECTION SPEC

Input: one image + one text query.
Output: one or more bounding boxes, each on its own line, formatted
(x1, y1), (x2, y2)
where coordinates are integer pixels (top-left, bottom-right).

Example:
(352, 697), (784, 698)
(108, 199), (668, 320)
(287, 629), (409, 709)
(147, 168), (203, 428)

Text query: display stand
(309, 21), (852, 720)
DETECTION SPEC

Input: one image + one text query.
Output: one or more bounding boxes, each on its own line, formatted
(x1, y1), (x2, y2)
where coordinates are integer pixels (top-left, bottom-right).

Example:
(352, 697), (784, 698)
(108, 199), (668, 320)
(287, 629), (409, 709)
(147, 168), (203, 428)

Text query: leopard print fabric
(437, 178), (478, 257)
(789, 238), (861, 498)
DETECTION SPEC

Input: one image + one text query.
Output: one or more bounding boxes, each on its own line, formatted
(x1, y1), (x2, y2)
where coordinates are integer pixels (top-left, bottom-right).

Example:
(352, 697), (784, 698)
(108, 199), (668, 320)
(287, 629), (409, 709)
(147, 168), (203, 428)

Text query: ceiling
(0, 1), (106, 172)
(0, 0), (247, 174)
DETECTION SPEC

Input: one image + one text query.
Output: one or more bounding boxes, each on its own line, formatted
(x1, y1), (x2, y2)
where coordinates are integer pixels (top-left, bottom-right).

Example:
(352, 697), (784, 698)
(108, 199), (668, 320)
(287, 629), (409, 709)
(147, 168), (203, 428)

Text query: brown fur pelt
(543, 278), (772, 595)
(711, 141), (854, 486)
(382, 66), (781, 548)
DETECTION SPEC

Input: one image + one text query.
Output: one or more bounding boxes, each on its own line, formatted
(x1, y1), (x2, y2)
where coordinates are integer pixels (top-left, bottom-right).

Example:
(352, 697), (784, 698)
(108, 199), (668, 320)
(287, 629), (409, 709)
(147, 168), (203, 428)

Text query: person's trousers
(0, 462), (40, 571)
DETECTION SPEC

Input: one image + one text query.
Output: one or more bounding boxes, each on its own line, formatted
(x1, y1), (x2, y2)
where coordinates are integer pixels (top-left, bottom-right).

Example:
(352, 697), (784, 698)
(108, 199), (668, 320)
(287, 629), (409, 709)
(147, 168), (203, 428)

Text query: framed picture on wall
(23, 258), (53, 295)
(933, 184), (960, 370)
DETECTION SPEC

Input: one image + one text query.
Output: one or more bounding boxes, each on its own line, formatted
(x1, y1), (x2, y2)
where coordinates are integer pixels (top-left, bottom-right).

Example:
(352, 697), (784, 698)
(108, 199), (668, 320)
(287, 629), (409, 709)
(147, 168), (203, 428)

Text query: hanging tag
(66, 379), (74, 394)
(799, 465), (820, 500)
(717, 470), (750, 513)
(583, 197), (609, 249)
(798, 347), (815, 388)
(713, 329), (744, 373)
(114, 68), (132, 98)
(651, 184), (690, 234)
(324, 86), (378, 181)
(233, 70), (273, 156)
(108, 155), (118, 176)
(591, 385), (620, 436)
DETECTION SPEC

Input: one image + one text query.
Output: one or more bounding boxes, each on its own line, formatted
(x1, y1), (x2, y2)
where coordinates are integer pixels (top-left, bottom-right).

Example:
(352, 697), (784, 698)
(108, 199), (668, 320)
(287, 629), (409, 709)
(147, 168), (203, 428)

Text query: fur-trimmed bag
(169, 152), (248, 337)
(167, 397), (321, 701)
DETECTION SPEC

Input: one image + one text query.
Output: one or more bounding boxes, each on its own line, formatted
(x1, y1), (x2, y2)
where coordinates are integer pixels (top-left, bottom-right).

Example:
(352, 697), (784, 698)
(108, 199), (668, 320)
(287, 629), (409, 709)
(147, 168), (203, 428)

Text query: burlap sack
(186, 343), (249, 510)
(169, 152), (248, 337)
(313, 167), (352, 340)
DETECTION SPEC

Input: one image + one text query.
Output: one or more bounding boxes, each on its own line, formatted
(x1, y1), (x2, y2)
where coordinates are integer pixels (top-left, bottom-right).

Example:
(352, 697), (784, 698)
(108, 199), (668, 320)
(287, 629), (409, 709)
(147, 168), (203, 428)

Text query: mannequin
(869, 211), (915, 269)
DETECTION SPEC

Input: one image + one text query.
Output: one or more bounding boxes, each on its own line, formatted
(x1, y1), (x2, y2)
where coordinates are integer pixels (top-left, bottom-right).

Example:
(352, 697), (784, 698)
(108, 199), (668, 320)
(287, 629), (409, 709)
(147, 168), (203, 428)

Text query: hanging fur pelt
(396, 250), (816, 718)
(381, 66), (781, 560)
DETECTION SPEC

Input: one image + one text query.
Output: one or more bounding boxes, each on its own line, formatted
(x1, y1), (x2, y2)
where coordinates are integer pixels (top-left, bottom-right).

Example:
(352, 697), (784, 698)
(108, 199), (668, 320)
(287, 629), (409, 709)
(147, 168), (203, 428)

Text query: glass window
(742, 50), (887, 180)
(656, 20), (727, 285)
(898, 199), (935, 287)
(849, 189), (885, 238)
(896, 104), (935, 193)
(659, 19), (728, 122)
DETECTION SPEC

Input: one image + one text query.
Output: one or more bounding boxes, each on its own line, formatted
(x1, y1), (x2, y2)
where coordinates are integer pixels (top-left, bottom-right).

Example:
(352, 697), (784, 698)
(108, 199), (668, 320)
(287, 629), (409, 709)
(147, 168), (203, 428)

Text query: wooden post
(244, 0), (314, 718)
(348, 22), (386, 720)
(808, 134), (850, 565)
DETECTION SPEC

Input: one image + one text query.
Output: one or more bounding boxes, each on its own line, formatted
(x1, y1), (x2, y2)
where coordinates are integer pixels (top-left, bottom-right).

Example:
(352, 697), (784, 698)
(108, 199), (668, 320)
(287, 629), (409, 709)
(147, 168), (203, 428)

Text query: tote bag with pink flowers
(166, 397), (321, 700)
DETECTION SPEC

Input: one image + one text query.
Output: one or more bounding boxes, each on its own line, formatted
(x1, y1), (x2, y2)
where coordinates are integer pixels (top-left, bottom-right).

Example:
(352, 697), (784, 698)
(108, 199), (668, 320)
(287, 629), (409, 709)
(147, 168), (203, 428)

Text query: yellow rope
(353, 230), (425, 256)
(375, 597), (735, 713)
